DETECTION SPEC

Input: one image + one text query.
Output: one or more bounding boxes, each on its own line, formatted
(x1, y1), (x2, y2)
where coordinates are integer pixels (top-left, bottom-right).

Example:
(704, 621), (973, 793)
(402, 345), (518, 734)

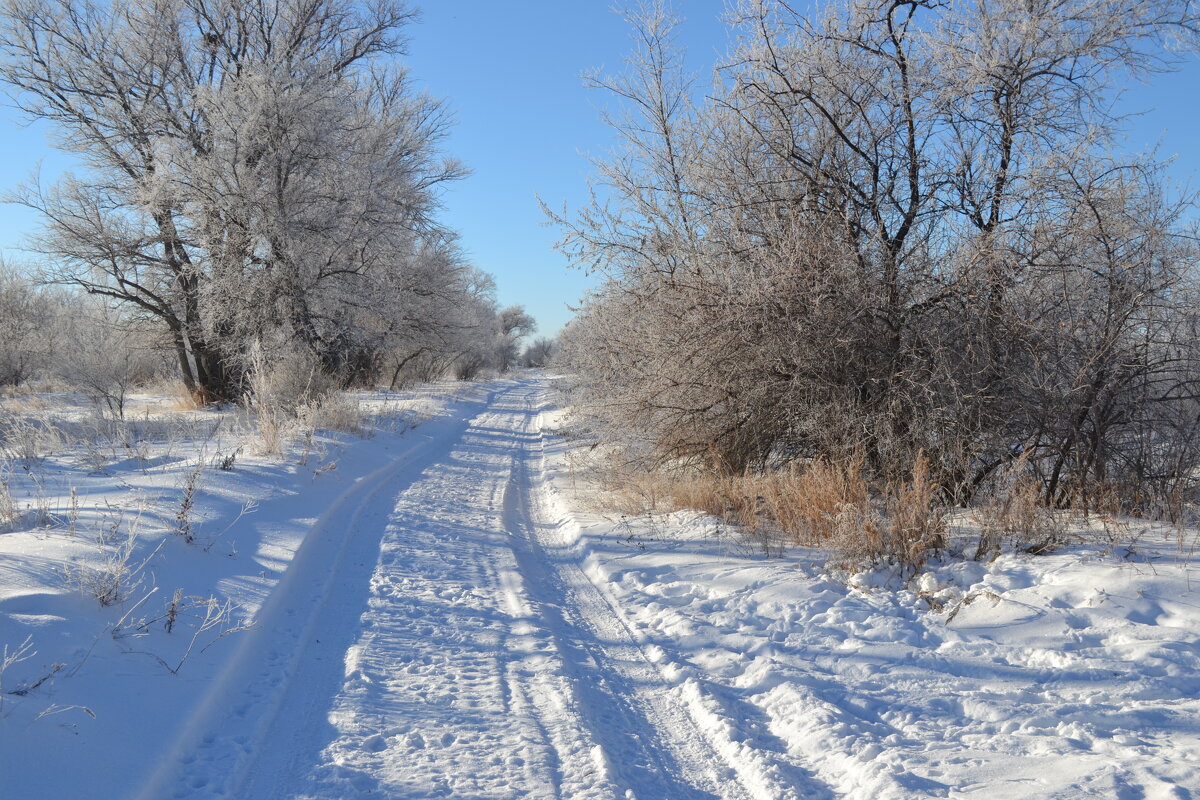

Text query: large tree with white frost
(0, 0), (472, 400)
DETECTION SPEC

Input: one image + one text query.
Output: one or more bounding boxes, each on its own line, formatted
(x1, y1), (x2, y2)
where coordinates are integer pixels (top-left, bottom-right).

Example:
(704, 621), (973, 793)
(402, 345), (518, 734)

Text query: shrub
(299, 394), (367, 437)
(175, 463), (203, 543)
(973, 468), (1067, 559)
(0, 411), (66, 464)
(879, 453), (946, 574)
(245, 338), (337, 417)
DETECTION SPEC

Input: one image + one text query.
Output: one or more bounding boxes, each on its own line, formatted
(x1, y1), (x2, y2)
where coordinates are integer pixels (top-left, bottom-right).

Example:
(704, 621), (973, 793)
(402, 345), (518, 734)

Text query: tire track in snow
(265, 384), (562, 799)
(516, 387), (836, 800)
(138, 378), (820, 800)
(497, 390), (723, 800)
(134, 384), (514, 800)
(235, 380), (626, 799)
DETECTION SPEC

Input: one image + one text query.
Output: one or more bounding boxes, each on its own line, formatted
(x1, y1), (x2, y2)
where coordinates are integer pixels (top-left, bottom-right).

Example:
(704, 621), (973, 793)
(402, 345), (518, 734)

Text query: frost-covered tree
(58, 301), (161, 418)
(521, 338), (555, 368)
(494, 305), (536, 373)
(0, 260), (55, 387)
(0, 0), (474, 401)
(372, 255), (502, 387)
(553, 0), (1200, 510)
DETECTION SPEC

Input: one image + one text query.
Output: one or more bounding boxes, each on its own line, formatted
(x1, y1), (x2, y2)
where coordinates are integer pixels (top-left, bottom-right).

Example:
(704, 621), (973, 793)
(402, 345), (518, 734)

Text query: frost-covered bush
(553, 0), (1200, 520)
(244, 338), (337, 417)
(0, 264), (55, 388)
(57, 305), (161, 419)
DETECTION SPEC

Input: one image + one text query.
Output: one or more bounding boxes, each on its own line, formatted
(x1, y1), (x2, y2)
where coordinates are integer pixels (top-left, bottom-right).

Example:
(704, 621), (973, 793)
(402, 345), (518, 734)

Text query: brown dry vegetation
(597, 452), (952, 574)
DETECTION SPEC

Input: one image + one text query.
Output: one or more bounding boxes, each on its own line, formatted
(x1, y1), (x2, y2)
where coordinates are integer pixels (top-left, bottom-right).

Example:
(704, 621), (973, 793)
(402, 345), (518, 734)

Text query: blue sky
(0, 2), (1197, 337)
(401, 1), (733, 337)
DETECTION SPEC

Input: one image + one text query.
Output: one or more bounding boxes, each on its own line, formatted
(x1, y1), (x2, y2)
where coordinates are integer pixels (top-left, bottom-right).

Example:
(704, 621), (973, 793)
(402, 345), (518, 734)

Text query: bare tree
(553, 0), (1200, 512)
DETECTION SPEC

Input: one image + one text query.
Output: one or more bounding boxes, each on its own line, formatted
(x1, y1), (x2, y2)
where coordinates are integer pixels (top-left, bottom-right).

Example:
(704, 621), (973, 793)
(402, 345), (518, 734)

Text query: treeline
(0, 267), (164, 415)
(554, 0), (1200, 517)
(0, 0), (521, 403)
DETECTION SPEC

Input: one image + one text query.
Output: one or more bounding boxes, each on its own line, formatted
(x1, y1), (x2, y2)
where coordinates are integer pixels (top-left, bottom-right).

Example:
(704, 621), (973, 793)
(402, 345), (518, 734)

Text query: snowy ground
(2, 376), (1199, 798)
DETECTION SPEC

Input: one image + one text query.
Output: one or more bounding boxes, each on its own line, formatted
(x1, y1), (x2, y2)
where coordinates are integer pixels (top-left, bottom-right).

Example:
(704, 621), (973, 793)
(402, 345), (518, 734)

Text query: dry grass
(249, 393), (368, 459)
(174, 462), (203, 543)
(166, 385), (206, 412)
(595, 454), (867, 533)
(66, 527), (142, 607)
(300, 394), (367, 437)
(0, 412), (67, 463)
(595, 450), (946, 573)
(249, 409), (292, 457)
(0, 393), (47, 412)
(973, 456), (1067, 559)
(879, 453), (946, 572)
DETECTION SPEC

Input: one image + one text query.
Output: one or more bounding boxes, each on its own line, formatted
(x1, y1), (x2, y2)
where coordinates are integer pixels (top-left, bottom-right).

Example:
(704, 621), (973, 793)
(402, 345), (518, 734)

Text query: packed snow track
(138, 379), (786, 800)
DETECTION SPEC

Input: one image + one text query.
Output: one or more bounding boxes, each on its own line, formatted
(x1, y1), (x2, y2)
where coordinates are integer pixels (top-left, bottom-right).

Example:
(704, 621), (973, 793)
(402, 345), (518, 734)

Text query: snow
(2, 376), (1199, 798)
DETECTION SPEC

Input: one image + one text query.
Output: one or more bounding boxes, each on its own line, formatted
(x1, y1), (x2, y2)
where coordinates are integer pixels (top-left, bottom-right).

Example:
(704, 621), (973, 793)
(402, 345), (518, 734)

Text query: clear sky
(401, 1), (733, 337)
(0, 2), (1197, 338)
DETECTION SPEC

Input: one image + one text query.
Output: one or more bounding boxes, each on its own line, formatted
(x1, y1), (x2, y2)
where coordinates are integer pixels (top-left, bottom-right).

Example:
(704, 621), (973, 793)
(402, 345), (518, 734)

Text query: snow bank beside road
(4, 378), (1198, 799)
(535, 403), (1200, 798)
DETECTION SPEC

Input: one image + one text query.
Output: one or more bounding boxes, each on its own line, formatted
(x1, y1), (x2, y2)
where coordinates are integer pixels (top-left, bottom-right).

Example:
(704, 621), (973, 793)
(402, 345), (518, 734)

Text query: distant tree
(494, 305), (536, 373)
(380, 263), (501, 387)
(521, 338), (555, 368)
(58, 302), (159, 418)
(0, 261), (54, 387)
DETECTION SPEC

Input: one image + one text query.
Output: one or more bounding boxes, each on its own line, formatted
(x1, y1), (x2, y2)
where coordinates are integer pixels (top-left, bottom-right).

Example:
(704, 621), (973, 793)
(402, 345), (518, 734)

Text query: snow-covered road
(6, 376), (1198, 798)
(139, 379), (778, 799)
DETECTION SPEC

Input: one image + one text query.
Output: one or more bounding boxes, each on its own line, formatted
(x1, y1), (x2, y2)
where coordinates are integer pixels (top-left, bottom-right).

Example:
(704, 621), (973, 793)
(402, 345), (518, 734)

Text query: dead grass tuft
(594, 450), (945, 573)
(973, 455), (1067, 559)
(166, 385), (207, 412)
(300, 394), (367, 437)
(880, 452), (947, 573)
(0, 469), (16, 531)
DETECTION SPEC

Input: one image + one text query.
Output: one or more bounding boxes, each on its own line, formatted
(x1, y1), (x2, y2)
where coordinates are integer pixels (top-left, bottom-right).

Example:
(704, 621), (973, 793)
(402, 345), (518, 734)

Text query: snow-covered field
(2, 376), (1198, 798)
